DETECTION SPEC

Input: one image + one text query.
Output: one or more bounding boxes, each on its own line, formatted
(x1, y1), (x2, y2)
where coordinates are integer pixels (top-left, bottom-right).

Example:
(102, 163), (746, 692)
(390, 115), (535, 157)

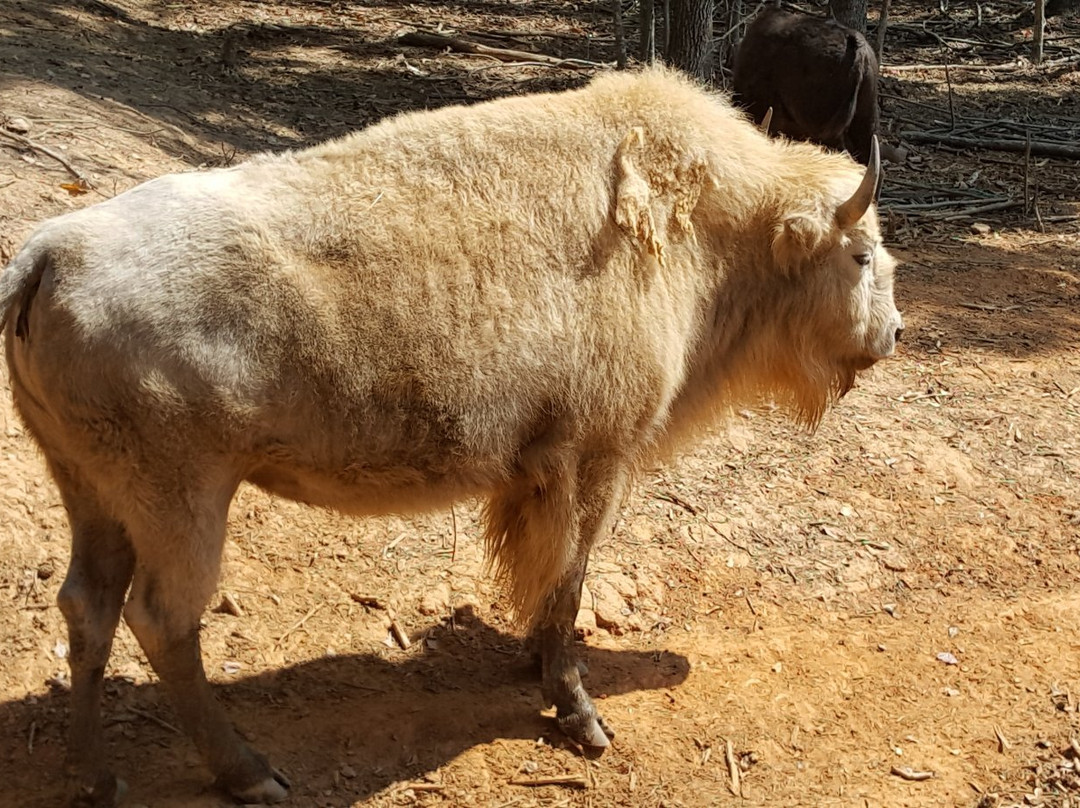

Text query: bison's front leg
(535, 554), (616, 748)
(534, 463), (625, 750)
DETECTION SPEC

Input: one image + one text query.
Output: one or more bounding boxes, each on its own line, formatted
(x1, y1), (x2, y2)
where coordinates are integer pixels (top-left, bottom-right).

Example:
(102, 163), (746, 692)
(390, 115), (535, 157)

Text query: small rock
(605, 572), (638, 601)
(54, 641), (68, 659)
(576, 608), (598, 634)
(881, 554), (908, 572)
(419, 582), (451, 616)
(970, 222), (992, 236)
(340, 764), (357, 779)
(635, 571), (666, 606)
(36, 563), (54, 581)
(936, 652), (959, 666)
(222, 661), (242, 675)
(213, 591), (243, 617)
(6, 116), (30, 134)
(588, 579), (632, 634)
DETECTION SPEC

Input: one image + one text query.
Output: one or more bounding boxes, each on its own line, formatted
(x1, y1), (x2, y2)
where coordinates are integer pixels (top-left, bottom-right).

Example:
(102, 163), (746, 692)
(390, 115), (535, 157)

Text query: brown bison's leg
(53, 469), (135, 807)
(121, 477), (289, 804)
(535, 462), (625, 749)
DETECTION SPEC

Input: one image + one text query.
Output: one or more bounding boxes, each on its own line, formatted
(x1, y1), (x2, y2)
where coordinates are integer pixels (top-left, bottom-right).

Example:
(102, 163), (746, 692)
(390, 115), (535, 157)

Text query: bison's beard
(784, 360), (859, 431)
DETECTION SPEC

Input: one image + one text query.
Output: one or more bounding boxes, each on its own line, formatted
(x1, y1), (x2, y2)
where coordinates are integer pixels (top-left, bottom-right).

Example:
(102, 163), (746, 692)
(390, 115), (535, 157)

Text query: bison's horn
(835, 136), (881, 230)
(760, 107), (773, 135)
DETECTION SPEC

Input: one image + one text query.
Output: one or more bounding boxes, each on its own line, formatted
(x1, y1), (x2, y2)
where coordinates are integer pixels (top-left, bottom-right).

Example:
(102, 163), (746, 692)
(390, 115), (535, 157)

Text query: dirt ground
(1, 1), (1079, 806)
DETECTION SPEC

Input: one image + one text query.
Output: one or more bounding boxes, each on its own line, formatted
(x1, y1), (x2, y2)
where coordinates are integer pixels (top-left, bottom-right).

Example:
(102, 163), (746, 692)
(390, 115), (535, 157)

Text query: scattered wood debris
(891, 766), (936, 782)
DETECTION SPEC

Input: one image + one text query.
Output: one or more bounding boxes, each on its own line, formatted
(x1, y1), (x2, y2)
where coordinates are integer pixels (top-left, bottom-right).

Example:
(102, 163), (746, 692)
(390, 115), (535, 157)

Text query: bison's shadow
(0, 617), (688, 807)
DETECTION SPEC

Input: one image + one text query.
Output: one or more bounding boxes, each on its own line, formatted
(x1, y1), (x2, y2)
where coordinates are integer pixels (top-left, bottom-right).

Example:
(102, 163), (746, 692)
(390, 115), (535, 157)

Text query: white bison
(1, 66), (901, 804)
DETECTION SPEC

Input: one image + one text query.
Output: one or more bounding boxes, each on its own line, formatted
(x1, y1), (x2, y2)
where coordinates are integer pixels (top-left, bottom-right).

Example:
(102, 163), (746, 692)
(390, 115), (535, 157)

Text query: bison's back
(732, 7), (878, 157)
(4, 69), (748, 512)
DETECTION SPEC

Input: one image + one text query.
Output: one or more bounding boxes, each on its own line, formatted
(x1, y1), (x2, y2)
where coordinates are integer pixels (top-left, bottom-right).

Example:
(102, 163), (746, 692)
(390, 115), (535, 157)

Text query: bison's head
(766, 139), (902, 423)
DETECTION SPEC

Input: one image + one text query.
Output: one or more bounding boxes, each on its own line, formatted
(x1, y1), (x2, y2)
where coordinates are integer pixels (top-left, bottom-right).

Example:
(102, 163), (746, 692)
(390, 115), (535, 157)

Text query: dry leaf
(60, 179), (91, 196)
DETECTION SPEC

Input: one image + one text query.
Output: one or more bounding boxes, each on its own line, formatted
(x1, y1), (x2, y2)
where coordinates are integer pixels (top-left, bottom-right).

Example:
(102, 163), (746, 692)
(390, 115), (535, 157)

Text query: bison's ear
(614, 127), (665, 264)
(772, 212), (830, 273)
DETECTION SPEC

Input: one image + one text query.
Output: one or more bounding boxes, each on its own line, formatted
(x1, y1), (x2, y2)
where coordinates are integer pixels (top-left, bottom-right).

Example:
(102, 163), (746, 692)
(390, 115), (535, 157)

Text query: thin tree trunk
(612, 0), (627, 69)
(829, 0), (868, 33)
(667, 0), (715, 80)
(1033, 0), (1045, 64)
(874, 0), (891, 61)
(663, 0), (671, 54)
(640, 0), (657, 64)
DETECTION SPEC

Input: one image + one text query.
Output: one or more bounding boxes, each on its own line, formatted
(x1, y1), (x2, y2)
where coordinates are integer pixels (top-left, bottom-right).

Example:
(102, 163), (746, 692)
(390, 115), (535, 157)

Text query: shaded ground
(1, 1), (1079, 807)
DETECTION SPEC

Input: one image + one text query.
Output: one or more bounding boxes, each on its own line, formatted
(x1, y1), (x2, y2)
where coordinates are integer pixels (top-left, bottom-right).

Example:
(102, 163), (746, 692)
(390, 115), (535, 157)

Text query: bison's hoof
(557, 710), (615, 749)
(229, 769), (290, 805)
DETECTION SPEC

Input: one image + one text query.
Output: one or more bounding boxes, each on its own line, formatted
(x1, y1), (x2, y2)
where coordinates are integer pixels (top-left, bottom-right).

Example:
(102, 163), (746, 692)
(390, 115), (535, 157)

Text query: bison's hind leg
(115, 467), (289, 804)
(51, 465), (135, 806)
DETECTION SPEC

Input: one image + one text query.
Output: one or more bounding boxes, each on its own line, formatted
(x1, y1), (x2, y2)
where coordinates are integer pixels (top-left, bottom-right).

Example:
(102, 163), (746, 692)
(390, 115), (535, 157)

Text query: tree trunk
(829, 0), (868, 33)
(612, 0), (627, 69)
(1033, 0), (1045, 64)
(640, 0), (657, 64)
(874, 0), (891, 61)
(667, 0), (715, 80)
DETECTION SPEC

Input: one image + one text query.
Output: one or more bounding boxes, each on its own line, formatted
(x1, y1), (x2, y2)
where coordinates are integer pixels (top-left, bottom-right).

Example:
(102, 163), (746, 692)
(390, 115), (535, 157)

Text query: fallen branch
(884, 53), (1080, 73)
(891, 766), (935, 782)
(899, 131), (1080, 160)
(399, 31), (608, 69)
(883, 60), (1027, 73)
(932, 200), (1024, 220)
(467, 28), (612, 42)
(509, 774), (588, 788)
(0, 127), (91, 184)
(883, 195), (1009, 212)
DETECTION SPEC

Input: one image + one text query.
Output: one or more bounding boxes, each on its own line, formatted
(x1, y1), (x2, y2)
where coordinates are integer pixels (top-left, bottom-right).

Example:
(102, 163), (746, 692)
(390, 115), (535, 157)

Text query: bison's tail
(0, 239), (50, 339)
(819, 33), (866, 137)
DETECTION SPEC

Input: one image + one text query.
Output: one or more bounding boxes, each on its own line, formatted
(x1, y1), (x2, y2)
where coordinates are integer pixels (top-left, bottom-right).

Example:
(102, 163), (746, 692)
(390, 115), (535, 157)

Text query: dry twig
(725, 739), (742, 796)
(274, 601), (323, 648)
(994, 724), (1011, 752)
(509, 774), (588, 788)
(130, 706), (181, 734)
(0, 127), (91, 184)
(389, 616), (412, 650)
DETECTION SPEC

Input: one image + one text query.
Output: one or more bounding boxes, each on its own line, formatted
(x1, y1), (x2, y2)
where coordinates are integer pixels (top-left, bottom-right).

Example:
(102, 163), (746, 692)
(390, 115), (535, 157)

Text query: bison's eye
(854, 252), (873, 267)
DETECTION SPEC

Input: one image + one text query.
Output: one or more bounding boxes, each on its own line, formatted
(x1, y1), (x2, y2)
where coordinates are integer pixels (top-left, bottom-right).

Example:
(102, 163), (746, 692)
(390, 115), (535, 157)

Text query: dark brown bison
(733, 5), (882, 165)
(1, 66), (901, 805)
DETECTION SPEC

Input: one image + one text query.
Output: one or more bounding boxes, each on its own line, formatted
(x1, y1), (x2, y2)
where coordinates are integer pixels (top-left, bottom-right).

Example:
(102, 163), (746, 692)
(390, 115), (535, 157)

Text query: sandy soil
(1, 1), (1079, 806)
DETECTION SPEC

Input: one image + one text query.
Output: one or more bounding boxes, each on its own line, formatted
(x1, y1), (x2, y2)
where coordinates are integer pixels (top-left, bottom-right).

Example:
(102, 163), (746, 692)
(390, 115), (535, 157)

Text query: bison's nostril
(894, 326), (905, 344)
